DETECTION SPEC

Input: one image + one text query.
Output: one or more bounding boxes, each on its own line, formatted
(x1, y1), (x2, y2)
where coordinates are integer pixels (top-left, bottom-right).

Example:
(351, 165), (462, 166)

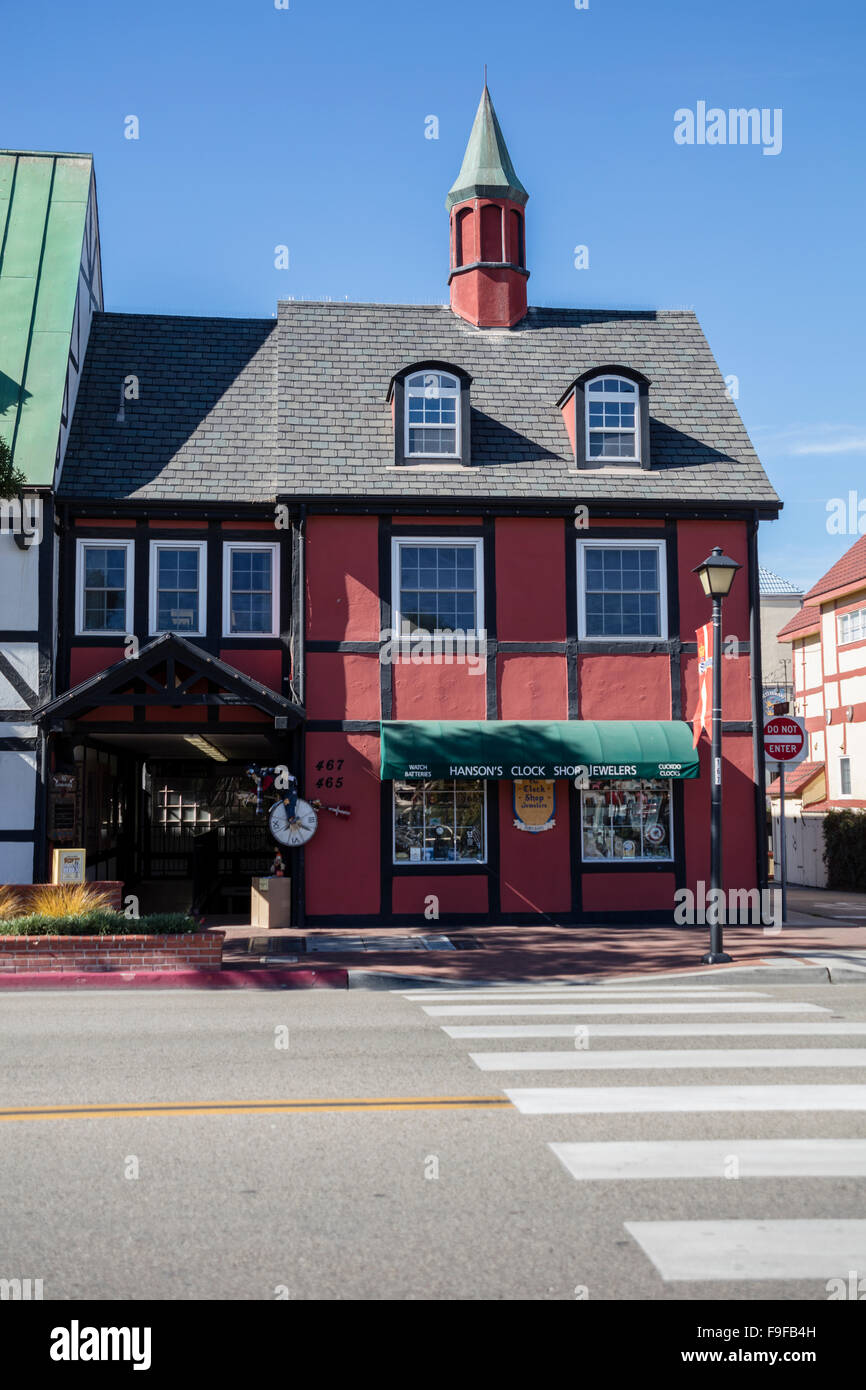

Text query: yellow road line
(0, 1096), (512, 1123)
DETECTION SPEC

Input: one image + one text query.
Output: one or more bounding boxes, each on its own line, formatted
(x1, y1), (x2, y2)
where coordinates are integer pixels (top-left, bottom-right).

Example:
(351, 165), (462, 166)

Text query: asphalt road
(2, 979), (866, 1301)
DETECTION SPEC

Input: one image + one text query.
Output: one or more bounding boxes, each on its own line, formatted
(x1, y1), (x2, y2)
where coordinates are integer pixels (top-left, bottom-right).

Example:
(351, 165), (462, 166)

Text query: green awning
(380, 720), (699, 781)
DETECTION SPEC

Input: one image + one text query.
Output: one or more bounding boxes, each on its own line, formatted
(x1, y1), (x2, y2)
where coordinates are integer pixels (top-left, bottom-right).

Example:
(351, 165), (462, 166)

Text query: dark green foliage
(823, 810), (866, 891)
(0, 437), (26, 498)
(0, 911), (198, 937)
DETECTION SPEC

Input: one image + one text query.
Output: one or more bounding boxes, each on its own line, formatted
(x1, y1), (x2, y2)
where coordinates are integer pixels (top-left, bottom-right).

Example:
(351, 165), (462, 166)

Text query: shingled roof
(777, 605), (820, 642)
(803, 534), (866, 604)
(60, 302), (781, 509)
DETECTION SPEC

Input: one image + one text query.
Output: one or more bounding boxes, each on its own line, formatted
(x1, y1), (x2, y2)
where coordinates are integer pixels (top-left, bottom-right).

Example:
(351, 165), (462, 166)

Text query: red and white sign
(692, 622), (713, 748)
(763, 715), (807, 764)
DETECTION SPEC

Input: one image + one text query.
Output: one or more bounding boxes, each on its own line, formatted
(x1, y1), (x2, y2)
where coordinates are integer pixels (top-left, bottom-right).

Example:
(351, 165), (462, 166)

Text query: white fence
(770, 808), (827, 888)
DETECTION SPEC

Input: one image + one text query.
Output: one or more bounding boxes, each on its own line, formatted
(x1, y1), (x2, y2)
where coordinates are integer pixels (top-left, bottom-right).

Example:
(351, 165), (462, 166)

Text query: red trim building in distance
(772, 534), (866, 811)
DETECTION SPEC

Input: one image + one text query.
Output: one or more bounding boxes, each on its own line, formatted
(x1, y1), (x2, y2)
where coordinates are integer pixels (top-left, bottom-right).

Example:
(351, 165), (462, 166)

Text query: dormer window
(586, 375), (639, 460)
(406, 372), (460, 457)
(558, 366), (651, 471)
(389, 361), (472, 466)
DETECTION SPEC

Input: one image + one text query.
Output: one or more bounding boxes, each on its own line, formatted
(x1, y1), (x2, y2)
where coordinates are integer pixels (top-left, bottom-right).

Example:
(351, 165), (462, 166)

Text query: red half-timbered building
(41, 88), (780, 925)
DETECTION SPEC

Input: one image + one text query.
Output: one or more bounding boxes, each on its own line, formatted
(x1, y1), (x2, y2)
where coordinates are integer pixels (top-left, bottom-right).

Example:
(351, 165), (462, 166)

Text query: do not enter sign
(763, 715), (807, 763)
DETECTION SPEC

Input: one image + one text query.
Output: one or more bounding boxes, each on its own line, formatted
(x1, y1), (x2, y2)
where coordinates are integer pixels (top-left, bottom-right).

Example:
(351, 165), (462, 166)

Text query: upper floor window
(149, 540), (206, 636)
(559, 367), (649, 471)
(840, 757), (852, 796)
(586, 375), (639, 460)
(391, 536), (483, 636)
(75, 539), (134, 635)
(389, 362), (471, 467)
(838, 607), (866, 645)
(406, 372), (460, 457)
(577, 539), (667, 640)
(223, 542), (278, 637)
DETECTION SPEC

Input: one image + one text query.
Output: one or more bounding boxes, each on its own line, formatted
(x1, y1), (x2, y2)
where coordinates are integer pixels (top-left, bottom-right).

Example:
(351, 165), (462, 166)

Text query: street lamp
(692, 546), (741, 964)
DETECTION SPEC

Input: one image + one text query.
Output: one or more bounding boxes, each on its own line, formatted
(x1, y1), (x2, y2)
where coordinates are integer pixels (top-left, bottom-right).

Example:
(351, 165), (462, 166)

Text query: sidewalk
(215, 885), (866, 986)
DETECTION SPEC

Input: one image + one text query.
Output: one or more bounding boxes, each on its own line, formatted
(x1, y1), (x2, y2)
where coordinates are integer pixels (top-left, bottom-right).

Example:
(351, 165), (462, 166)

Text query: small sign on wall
(52, 848), (86, 884)
(513, 779), (556, 833)
(48, 771), (81, 843)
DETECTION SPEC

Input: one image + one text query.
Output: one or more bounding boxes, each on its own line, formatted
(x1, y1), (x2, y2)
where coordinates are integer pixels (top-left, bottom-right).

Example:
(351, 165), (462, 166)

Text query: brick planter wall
(2, 882), (124, 911)
(0, 933), (224, 973)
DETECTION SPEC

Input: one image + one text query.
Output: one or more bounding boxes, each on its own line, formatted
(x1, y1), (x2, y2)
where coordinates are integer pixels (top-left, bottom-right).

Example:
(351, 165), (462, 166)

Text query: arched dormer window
(586, 374), (639, 461)
(557, 366), (650, 471)
(406, 371), (460, 456)
(388, 362), (472, 466)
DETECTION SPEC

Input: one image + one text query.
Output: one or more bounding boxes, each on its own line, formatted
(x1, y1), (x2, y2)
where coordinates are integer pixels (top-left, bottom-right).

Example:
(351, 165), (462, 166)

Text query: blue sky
(2, 0), (863, 589)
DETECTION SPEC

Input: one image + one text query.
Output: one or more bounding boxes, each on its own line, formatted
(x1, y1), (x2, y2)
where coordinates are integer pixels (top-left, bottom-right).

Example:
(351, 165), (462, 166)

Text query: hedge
(823, 810), (866, 892)
(0, 911), (199, 937)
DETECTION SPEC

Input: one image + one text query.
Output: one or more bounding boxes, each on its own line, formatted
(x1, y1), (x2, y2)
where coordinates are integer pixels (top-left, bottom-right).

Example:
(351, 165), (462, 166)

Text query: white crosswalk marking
(505, 1084), (866, 1114)
(444, 1022), (866, 1038)
(422, 1001), (829, 1016)
(401, 988), (771, 1000)
(551, 1139), (866, 1180)
(624, 1220), (866, 1281)
(400, 979), (866, 1287)
(470, 1047), (866, 1071)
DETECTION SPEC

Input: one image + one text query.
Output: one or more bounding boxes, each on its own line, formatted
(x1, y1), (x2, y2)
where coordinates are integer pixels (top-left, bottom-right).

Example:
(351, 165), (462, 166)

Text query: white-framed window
(405, 372), (460, 457)
(581, 778), (674, 862)
(577, 538), (667, 640)
(75, 538), (134, 635)
(586, 375), (639, 461)
(393, 779), (487, 864)
(149, 540), (207, 636)
(840, 757), (853, 797)
(157, 786), (213, 828)
(391, 536), (484, 637)
(222, 542), (279, 636)
(838, 608), (866, 645)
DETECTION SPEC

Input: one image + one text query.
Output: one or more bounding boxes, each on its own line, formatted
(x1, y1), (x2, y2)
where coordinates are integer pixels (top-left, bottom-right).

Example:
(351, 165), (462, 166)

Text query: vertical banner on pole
(693, 622), (713, 747)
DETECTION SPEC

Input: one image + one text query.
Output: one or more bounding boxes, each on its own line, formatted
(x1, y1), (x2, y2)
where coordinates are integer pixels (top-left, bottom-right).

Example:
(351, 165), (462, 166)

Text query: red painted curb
(0, 968), (348, 991)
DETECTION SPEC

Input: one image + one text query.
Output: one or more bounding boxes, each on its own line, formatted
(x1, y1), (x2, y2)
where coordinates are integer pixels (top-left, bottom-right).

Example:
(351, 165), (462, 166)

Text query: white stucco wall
(0, 749), (37, 829)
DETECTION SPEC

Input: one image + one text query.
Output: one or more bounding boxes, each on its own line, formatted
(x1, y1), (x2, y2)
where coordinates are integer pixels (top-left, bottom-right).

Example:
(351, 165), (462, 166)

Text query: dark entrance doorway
(37, 632), (305, 919)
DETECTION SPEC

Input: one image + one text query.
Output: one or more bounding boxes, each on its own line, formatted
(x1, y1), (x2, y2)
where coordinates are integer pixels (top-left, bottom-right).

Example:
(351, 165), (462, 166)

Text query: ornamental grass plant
(27, 882), (115, 917)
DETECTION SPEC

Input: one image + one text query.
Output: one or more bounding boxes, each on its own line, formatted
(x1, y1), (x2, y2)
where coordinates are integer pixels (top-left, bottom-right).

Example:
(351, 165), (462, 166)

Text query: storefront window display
(393, 779), (486, 864)
(580, 777), (673, 861)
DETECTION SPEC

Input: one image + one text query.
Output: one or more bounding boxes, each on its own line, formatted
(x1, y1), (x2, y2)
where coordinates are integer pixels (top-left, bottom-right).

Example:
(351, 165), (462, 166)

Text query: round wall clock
(268, 796), (318, 847)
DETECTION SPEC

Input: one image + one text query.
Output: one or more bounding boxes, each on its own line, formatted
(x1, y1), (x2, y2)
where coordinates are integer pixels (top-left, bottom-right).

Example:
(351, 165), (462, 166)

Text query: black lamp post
(692, 546), (741, 964)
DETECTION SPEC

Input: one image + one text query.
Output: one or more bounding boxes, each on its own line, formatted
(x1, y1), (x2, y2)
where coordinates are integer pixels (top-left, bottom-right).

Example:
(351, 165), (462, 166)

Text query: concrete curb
(0, 968), (348, 990)
(346, 962), (866, 989)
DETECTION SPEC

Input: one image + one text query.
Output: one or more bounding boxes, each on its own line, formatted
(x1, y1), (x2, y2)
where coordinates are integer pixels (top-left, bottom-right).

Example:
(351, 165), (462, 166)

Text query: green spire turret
(445, 87), (528, 212)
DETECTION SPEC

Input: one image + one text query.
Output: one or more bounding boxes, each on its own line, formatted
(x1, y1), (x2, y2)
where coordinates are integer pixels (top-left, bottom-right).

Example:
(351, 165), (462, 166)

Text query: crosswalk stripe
(422, 1002), (830, 1017)
(550, 1139), (866, 1181)
(470, 1047), (866, 1072)
(624, 1219), (866, 1281)
(403, 989), (770, 1001)
(444, 1021), (866, 1039)
(505, 1084), (866, 1114)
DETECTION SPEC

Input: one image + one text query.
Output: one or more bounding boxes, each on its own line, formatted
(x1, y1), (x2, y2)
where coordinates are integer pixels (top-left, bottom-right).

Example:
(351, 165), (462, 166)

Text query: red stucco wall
(578, 654), (671, 719)
(219, 648), (281, 691)
(306, 516), (380, 641)
(391, 876), (488, 916)
(306, 652), (381, 722)
(495, 518), (567, 641)
(304, 733), (380, 915)
(497, 654), (568, 718)
(499, 781), (572, 913)
(391, 660), (486, 720)
(582, 873), (677, 913)
(70, 647), (123, 685)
